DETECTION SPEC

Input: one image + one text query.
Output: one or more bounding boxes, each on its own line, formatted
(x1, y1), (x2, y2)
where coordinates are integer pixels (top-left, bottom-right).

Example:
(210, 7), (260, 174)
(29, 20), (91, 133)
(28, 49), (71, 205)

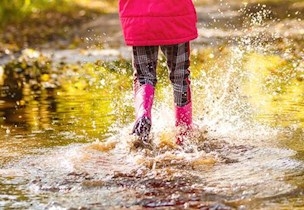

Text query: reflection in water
(0, 1), (304, 209)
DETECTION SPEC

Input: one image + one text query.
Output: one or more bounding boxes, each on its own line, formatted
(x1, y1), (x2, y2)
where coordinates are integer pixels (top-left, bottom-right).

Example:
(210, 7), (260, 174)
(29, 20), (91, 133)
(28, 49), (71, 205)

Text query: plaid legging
(132, 42), (191, 107)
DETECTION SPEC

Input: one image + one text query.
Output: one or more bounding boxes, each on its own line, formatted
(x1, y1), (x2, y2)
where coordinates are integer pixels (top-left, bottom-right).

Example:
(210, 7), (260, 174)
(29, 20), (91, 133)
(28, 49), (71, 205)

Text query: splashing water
(1, 1), (304, 209)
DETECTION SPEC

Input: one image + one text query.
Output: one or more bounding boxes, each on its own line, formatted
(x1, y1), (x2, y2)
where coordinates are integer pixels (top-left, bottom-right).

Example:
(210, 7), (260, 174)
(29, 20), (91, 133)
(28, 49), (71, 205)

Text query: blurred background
(0, 0), (304, 209)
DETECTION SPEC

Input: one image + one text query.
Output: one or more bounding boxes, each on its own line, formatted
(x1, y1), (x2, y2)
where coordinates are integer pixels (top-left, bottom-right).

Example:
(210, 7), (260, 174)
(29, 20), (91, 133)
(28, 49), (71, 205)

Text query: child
(119, 0), (198, 145)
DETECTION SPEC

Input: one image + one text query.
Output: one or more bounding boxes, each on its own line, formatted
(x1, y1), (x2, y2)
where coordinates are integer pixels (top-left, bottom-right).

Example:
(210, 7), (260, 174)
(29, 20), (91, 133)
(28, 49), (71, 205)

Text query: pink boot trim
(175, 102), (192, 145)
(175, 102), (192, 127)
(135, 84), (154, 120)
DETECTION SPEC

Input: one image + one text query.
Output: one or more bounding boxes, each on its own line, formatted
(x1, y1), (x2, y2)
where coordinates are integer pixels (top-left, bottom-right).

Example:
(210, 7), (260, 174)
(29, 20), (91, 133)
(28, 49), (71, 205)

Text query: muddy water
(1, 1), (304, 210)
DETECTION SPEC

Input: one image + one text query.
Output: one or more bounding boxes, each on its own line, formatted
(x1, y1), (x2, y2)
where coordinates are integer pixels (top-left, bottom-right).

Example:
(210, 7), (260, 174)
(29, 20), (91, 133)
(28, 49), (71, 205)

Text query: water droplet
(6, 128), (10, 134)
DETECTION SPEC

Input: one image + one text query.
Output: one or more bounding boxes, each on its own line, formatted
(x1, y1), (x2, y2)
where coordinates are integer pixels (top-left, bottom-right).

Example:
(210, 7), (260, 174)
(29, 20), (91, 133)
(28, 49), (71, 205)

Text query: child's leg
(132, 46), (159, 142)
(160, 42), (191, 107)
(160, 42), (192, 144)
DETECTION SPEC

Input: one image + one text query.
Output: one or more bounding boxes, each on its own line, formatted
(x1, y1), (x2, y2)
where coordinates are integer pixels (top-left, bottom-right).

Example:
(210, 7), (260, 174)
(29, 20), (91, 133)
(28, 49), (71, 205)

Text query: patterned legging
(132, 42), (191, 107)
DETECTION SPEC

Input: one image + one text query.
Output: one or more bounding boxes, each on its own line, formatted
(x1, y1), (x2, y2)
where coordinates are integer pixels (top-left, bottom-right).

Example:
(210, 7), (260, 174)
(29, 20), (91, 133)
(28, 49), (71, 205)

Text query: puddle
(1, 0), (304, 209)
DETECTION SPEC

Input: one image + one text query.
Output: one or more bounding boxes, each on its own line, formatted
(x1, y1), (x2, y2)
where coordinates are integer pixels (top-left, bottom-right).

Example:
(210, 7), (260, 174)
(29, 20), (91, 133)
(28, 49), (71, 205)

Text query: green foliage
(0, 0), (69, 25)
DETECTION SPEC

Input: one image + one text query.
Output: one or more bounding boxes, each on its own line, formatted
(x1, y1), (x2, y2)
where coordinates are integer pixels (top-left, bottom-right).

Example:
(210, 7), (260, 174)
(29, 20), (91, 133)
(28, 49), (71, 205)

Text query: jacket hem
(124, 34), (198, 46)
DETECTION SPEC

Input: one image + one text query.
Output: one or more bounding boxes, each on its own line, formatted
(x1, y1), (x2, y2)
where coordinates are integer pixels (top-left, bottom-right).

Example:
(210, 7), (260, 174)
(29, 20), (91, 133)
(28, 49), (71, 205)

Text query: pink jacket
(119, 0), (198, 46)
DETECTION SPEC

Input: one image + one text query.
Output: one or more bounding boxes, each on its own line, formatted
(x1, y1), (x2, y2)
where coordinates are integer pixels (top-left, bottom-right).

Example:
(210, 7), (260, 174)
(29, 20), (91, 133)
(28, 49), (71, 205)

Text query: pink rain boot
(132, 84), (154, 143)
(175, 102), (192, 145)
